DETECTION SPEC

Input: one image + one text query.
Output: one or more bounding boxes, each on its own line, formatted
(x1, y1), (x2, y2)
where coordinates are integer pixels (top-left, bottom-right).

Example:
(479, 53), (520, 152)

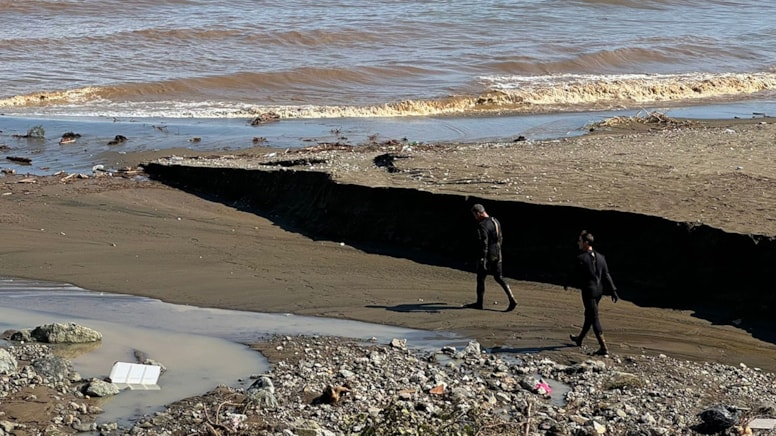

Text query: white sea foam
(3, 72), (775, 119)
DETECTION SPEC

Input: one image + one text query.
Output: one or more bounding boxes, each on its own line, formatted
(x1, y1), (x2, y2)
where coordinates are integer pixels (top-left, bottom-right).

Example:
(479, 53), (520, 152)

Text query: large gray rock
(84, 379), (120, 397)
(30, 323), (102, 344)
(0, 348), (18, 374)
(32, 354), (73, 381)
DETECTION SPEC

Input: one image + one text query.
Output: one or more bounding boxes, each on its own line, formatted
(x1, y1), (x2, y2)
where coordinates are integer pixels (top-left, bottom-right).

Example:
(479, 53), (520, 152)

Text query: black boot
(503, 285), (517, 312)
(569, 334), (582, 347)
(464, 289), (484, 310)
(593, 334), (609, 356)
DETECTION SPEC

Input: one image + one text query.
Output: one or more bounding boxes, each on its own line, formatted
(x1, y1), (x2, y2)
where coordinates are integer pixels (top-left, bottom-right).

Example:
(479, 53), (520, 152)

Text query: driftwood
(107, 135), (128, 146)
(250, 112), (280, 126)
(592, 110), (698, 129)
(59, 132), (81, 144)
(6, 156), (31, 164)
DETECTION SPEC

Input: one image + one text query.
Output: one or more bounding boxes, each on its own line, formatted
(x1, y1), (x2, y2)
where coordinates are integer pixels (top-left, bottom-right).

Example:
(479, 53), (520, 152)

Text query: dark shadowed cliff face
(142, 163), (776, 318)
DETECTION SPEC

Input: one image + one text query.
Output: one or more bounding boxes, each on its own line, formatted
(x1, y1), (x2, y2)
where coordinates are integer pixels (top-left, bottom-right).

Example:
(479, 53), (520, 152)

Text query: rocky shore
(2, 333), (776, 435)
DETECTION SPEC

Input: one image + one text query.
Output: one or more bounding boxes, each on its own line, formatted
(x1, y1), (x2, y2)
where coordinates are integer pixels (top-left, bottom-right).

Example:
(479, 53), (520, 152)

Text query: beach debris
(188, 137), (201, 143)
(6, 156), (32, 165)
(1, 168), (15, 175)
(132, 349), (167, 373)
(250, 112), (280, 126)
(0, 144), (10, 151)
(245, 376), (279, 409)
(287, 142), (352, 154)
(373, 152), (410, 173)
(696, 405), (742, 433)
(534, 380), (552, 396)
(116, 166), (142, 176)
(261, 157), (327, 167)
(590, 110), (698, 129)
(313, 385), (351, 405)
(107, 134), (128, 145)
(429, 384), (446, 395)
(749, 418), (776, 430)
(252, 136), (267, 144)
(59, 131), (81, 144)
(11, 125), (45, 139)
(109, 361), (162, 390)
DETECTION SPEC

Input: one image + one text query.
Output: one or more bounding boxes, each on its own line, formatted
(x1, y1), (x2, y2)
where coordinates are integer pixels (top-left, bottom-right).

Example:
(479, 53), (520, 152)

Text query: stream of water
(0, 277), (464, 426)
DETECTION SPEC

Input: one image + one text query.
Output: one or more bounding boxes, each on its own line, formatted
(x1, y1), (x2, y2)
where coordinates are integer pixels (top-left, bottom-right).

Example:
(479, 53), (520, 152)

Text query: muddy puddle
(0, 277), (465, 427)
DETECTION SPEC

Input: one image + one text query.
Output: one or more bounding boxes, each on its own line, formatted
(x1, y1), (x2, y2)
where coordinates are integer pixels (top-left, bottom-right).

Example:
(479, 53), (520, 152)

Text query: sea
(1, 0), (776, 175)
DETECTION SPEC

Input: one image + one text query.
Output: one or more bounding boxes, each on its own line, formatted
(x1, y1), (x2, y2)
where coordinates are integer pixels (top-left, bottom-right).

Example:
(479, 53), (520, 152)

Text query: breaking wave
(1, 72), (775, 119)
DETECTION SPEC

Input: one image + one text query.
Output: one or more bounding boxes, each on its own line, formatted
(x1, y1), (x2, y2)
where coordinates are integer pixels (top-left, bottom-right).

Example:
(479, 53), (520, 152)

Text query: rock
(0, 420), (16, 433)
(460, 340), (481, 357)
(4, 333), (776, 435)
(30, 323), (102, 343)
(84, 379), (120, 397)
(604, 371), (645, 389)
(31, 355), (72, 381)
(0, 349), (17, 374)
(390, 338), (407, 349)
(71, 421), (97, 432)
(8, 329), (33, 342)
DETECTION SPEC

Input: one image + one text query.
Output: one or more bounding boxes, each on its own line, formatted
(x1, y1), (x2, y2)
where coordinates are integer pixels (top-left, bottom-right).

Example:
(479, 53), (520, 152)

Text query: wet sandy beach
(2, 115), (776, 375)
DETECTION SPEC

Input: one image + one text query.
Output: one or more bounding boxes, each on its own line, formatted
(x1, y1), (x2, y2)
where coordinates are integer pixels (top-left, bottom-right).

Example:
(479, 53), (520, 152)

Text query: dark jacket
(476, 216), (502, 263)
(570, 249), (617, 298)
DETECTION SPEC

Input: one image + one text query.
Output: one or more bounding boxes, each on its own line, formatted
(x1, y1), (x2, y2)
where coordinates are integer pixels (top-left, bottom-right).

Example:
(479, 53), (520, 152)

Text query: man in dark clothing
(465, 204), (518, 312)
(566, 230), (619, 356)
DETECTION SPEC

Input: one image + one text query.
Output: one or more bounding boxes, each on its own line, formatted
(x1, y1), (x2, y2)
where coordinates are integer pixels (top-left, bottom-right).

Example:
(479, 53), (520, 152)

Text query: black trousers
(475, 260), (513, 304)
(579, 291), (603, 340)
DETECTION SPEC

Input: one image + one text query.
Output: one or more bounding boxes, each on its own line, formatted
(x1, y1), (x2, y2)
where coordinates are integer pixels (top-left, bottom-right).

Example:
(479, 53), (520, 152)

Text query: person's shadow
(366, 302), (503, 313)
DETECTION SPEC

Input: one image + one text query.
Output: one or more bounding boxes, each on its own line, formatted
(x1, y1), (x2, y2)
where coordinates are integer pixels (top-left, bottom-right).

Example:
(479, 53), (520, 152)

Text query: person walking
(566, 230), (619, 356)
(465, 204), (518, 312)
